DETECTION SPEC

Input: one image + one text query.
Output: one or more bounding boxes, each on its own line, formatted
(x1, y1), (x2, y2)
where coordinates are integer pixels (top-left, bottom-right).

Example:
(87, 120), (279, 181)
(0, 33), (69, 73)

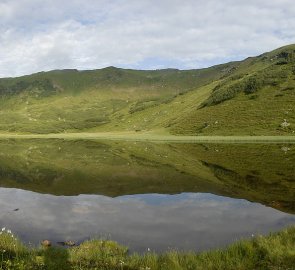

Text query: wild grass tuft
(0, 226), (294, 270)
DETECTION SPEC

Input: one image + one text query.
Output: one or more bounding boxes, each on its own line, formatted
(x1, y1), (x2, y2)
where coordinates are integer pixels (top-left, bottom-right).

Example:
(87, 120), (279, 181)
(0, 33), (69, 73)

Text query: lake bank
(0, 226), (294, 270)
(0, 132), (295, 143)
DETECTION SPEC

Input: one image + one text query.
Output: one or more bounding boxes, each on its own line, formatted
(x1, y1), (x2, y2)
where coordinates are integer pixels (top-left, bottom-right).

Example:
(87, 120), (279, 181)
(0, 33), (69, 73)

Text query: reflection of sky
(132, 193), (246, 205)
(0, 188), (294, 252)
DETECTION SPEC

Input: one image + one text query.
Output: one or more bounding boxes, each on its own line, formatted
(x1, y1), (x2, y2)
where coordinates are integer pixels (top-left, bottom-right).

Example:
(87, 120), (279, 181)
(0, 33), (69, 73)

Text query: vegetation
(0, 226), (294, 270)
(200, 47), (295, 107)
(0, 44), (294, 135)
(1, 45), (294, 269)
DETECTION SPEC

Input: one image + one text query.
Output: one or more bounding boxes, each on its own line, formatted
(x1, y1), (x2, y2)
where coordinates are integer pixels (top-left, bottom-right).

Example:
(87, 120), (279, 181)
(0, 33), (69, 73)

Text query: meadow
(0, 44), (294, 136)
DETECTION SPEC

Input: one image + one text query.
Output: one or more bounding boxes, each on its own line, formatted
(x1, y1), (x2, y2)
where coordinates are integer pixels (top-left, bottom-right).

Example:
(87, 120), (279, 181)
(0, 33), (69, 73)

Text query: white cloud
(0, 0), (295, 77)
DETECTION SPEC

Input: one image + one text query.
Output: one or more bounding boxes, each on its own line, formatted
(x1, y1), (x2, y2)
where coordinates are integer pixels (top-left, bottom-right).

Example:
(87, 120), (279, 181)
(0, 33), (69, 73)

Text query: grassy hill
(0, 44), (295, 135)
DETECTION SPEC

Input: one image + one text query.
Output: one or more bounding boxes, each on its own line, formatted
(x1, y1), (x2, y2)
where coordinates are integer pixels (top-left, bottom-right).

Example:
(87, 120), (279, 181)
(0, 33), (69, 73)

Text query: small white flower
(1, 227), (5, 232)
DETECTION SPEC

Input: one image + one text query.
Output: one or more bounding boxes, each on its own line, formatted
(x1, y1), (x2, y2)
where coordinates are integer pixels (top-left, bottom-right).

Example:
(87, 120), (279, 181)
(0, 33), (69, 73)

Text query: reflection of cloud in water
(0, 188), (294, 252)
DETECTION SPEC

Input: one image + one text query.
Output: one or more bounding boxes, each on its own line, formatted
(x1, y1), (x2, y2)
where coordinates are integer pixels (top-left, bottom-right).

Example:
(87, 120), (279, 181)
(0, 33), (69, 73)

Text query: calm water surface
(0, 140), (294, 252)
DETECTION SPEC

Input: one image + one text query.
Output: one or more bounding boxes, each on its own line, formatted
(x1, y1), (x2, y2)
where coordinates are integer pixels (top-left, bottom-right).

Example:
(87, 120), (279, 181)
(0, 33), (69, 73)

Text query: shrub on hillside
(200, 64), (292, 108)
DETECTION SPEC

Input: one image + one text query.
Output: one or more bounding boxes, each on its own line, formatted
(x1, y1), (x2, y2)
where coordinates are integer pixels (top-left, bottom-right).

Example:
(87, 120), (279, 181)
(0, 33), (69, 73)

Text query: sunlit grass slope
(0, 44), (295, 135)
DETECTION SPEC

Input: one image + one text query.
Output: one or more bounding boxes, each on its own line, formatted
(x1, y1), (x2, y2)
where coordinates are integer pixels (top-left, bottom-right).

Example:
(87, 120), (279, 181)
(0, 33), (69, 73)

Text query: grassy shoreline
(0, 132), (295, 143)
(0, 226), (294, 270)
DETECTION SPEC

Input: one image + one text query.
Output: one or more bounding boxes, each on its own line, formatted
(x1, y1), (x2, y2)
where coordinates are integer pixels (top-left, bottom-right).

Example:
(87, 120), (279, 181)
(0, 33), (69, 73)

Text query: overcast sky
(0, 0), (295, 77)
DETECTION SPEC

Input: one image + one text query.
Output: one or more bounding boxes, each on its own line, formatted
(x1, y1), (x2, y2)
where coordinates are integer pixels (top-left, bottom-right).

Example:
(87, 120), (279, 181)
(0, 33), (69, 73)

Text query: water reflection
(0, 188), (294, 252)
(0, 140), (294, 212)
(0, 139), (294, 252)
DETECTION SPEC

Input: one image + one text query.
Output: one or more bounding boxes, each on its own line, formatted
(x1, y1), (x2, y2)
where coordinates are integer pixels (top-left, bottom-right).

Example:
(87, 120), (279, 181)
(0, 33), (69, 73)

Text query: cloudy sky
(0, 0), (295, 77)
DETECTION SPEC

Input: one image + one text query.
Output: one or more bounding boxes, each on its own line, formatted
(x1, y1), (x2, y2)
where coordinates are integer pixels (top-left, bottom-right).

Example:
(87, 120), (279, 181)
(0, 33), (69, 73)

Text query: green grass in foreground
(0, 227), (294, 270)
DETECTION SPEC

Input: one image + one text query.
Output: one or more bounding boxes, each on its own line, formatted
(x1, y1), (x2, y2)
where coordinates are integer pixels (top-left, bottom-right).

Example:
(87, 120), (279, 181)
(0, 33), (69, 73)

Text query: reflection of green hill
(0, 140), (294, 213)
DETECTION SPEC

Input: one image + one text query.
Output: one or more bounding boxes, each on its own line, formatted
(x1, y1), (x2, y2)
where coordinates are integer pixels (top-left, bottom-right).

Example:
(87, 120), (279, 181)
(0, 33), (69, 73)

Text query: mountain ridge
(0, 44), (294, 135)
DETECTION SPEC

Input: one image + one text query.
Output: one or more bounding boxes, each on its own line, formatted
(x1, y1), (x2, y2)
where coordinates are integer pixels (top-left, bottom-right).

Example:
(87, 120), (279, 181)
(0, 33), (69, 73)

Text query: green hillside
(0, 44), (295, 135)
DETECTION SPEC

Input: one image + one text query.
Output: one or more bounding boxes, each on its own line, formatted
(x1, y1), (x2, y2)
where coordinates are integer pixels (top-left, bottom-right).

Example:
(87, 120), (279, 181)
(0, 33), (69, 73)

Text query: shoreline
(0, 132), (295, 143)
(0, 226), (294, 269)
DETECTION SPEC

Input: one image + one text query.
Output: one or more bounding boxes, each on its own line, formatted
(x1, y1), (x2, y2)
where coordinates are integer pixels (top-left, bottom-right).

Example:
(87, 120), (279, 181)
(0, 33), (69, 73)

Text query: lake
(0, 139), (294, 252)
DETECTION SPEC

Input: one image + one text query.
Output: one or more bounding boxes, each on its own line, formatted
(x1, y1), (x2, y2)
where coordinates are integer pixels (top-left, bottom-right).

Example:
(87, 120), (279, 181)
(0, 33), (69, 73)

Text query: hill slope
(0, 44), (295, 135)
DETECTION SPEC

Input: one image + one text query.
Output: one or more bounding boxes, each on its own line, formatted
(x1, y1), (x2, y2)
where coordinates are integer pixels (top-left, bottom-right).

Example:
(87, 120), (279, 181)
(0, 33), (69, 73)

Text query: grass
(0, 64), (232, 134)
(0, 226), (294, 270)
(0, 44), (294, 135)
